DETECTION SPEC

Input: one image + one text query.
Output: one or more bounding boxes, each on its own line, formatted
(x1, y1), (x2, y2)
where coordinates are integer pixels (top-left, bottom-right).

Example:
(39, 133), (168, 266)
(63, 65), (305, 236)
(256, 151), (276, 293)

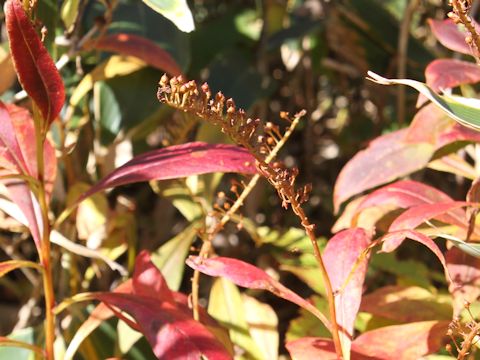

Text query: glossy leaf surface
(77, 142), (256, 204)
(142, 0), (195, 32)
(4, 0), (65, 124)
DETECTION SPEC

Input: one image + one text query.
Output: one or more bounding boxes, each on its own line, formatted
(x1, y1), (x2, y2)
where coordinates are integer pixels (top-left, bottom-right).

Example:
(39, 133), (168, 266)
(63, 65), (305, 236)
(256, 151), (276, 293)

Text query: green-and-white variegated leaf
(367, 71), (480, 131)
(436, 232), (480, 258)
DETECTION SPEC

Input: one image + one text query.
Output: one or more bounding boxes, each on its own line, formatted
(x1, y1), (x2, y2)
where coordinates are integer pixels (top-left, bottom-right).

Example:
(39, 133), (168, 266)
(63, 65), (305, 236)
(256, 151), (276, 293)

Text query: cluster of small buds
(158, 74), (312, 210)
(448, 0), (480, 60)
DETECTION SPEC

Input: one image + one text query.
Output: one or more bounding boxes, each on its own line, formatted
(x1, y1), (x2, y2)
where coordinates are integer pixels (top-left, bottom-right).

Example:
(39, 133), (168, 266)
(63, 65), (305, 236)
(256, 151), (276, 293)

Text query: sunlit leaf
(186, 256), (332, 330)
(367, 71), (480, 131)
(359, 285), (452, 323)
(208, 278), (264, 359)
(151, 222), (199, 291)
(426, 59), (480, 91)
(323, 228), (371, 358)
(60, 0), (80, 30)
(89, 33), (182, 75)
(142, 0), (195, 33)
(333, 128), (434, 213)
(69, 56), (146, 107)
(4, 0), (65, 124)
(241, 294), (279, 360)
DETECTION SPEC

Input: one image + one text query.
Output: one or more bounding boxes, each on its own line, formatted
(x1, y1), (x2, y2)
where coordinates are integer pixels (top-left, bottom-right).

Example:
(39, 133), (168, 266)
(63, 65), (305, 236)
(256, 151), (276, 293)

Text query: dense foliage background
(2, 0), (480, 359)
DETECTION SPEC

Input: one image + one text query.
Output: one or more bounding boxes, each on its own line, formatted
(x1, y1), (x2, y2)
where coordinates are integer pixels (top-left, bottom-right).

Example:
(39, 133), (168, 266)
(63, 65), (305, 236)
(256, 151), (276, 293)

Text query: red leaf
(186, 256), (331, 329)
(4, 0), (65, 124)
(405, 103), (480, 150)
(93, 292), (230, 360)
(356, 180), (454, 214)
(323, 228), (371, 356)
(446, 247), (480, 315)
(89, 33), (182, 76)
(0, 103), (56, 250)
(380, 230), (452, 284)
(388, 201), (469, 232)
(287, 322), (449, 359)
(77, 142), (256, 204)
(65, 252), (231, 360)
(286, 338), (338, 360)
(428, 18), (478, 56)
(333, 129), (434, 213)
(352, 321), (449, 360)
(426, 59), (480, 91)
(132, 251), (174, 304)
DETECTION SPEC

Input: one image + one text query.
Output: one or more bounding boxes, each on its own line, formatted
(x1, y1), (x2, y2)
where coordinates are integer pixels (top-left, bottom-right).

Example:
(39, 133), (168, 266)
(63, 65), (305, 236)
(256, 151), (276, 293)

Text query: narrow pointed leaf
(0, 260), (40, 278)
(323, 228), (371, 359)
(76, 142), (256, 204)
(388, 201), (469, 232)
(89, 33), (182, 76)
(186, 256), (332, 330)
(4, 0), (65, 124)
(367, 72), (480, 131)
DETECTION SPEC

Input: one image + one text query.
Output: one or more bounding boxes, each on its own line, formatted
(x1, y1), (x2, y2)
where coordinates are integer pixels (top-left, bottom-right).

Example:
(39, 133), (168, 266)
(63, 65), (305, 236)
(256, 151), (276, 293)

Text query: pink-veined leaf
(75, 142), (256, 205)
(0, 103), (56, 251)
(428, 18), (479, 56)
(352, 321), (449, 360)
(4, 0), (65, 124)
(88, 33), (182, 76)
(65, 251), (231, 360)
(333, 129), (434, 213)
(323, 228), (371, 357)
(380, 230), (452, 284)
(426, 59), (480, 92)
(186, 256), (332, 330)
(446, 247), (480, 316)
(388, 201), (470, 232)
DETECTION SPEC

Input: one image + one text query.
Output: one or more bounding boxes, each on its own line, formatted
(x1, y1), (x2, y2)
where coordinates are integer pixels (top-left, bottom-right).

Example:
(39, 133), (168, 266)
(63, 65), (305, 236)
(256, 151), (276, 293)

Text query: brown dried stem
(449, 0), (480, 62)
(158, 75), (343, 359)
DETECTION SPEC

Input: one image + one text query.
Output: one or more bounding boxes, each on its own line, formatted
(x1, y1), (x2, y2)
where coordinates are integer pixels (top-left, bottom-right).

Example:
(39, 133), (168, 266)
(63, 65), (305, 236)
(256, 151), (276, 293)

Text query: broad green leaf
(142, 0), (195, 33)
(69, 56), (146, 107)
(208, 278), (264, 359)
(93, 81), (122, 144)
(367, 71), (480, 131)
(241, 294), (279, 360)
(117, 320), (143, 355)
(151, 222), (199, 291)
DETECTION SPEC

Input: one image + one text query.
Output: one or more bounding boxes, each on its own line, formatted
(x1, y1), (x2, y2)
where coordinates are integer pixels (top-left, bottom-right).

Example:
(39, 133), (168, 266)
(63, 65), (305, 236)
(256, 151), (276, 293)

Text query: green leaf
(61, 0), (80, 30)
(151, 222), (199, 291)
(437, 233), (480, 258)
(367, 71), (480, 131)
(0, 327), (38, 360)
(208, 278), (264, 359)
(94, 81), (122, 144)
(142, 0), (195, 32)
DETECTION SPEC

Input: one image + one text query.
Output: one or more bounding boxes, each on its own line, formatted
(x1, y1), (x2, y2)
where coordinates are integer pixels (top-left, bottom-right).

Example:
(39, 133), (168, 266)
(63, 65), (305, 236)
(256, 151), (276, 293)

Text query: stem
(292, 201), (343, 359)
(34, 110), (55, 360)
